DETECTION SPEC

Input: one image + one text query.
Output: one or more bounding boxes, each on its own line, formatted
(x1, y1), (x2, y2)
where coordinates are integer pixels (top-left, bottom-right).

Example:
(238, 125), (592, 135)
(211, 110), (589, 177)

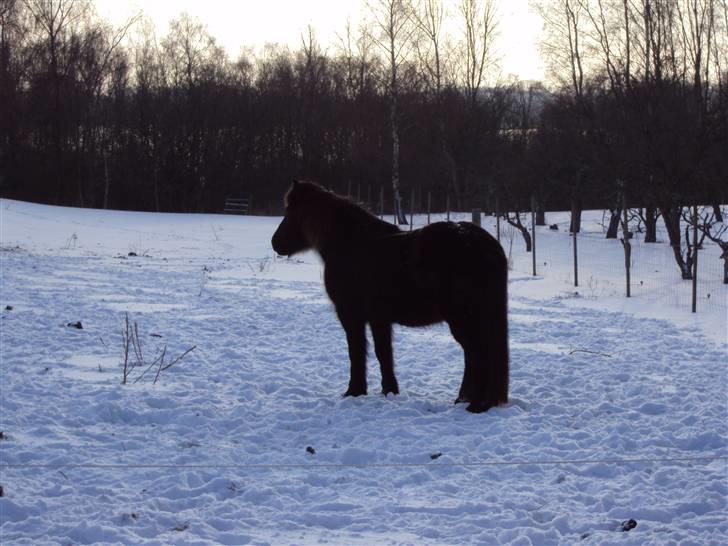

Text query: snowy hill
(1, 198), (726, 545)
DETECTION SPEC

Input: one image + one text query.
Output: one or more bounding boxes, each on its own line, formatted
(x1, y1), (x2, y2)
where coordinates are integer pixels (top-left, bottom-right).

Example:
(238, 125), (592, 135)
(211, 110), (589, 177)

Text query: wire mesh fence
(505, 211), (726, 315)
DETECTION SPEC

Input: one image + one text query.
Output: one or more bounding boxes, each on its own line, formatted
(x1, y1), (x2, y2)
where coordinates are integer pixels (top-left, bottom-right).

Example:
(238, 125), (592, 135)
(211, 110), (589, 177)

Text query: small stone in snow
(173, 521), (190, 532)
(306, 446), (316, 455)
(620, 519), (637, 532)
(430, 452), (443, 460)
(67, 321), (83, 329)
(4, 305), (12, 311)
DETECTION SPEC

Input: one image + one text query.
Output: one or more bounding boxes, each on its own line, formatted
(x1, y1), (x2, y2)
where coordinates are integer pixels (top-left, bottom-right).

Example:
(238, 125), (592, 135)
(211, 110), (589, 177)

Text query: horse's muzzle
(271, 233), (287, 256)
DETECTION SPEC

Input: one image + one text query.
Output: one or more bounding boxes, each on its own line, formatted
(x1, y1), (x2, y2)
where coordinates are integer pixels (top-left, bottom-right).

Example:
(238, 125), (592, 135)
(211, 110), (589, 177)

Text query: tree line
(1, 0), (726, 243)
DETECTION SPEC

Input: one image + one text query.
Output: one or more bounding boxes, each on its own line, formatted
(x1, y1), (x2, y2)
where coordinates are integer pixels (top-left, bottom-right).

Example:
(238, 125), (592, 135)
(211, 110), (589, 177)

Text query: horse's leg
(450, 314), (477, 404)
(341, 317), (368, 397)
(448, 318), (496, 413)
(371, 322), (399, 395)
(454, 359), (473, 404)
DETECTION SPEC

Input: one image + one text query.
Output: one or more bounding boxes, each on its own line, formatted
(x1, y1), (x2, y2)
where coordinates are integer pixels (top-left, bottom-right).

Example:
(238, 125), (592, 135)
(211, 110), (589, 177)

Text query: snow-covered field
(1, 198), (726, 545)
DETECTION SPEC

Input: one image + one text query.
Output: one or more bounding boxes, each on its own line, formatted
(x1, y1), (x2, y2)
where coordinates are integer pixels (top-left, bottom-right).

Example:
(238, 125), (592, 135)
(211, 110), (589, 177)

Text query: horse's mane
(286, 181), (399, 253)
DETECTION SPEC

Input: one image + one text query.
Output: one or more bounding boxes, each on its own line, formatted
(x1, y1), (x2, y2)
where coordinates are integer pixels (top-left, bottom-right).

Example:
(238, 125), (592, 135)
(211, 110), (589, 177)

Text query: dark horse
(271, 181), (509, 413)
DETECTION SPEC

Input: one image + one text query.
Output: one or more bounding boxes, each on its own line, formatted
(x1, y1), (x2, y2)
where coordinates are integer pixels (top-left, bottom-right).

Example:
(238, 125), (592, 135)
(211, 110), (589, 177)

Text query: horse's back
(326, 221), (506, 326)
(414, 222), (506, 286)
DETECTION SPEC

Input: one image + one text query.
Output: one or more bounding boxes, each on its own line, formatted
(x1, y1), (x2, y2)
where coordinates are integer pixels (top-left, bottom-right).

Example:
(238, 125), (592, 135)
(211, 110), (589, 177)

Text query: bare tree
(161, 12), (227, 211)
(411, 0), (447, 96)
(696, 207), (728, 284)
(337, 19), (373, 100)
(503, 210), (532, 252)
(582, 0), (632, 95)
(1, 0), (26, 163)
(80, 13), (140, 209)
(536, 0), (590, 233)
(537, 0), (586, 99)
(367, 0), (417, 225)
(23, 0), (87, 203)
(712, 0), (727, 91)
(676, 0), (716, 107)
(456, 0), (498, 107)
(161, 12), (225, 89)
(130, 17), (164, 211)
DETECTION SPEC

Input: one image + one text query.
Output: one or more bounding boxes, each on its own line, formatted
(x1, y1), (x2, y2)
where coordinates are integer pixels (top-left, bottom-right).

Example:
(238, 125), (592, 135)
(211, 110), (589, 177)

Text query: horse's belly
(395, 309), (441, 327)
(369, 284), (442, 326)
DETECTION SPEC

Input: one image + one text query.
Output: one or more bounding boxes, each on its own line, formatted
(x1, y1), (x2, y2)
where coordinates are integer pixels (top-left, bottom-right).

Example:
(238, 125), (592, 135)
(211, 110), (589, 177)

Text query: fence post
(496, 196), (501, 243)
(692, 204), (698, 313)
(622, 194), (631, 298)
(410, 188), (414, 231)
(572, 199), (578, 287)
(393, 188), (397, 225)
(531, 195), (537, 276)
(471, 208), (481, 227)
(427, 191), (431, 225)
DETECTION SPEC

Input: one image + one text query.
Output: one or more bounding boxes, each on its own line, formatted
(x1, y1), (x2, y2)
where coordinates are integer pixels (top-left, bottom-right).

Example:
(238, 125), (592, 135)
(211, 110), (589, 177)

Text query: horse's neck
(317, 213), (398, 263)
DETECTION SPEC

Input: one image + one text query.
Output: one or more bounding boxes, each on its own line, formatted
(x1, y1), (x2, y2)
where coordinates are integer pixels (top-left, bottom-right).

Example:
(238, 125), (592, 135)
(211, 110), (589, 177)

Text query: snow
(1, 198), (726, 545)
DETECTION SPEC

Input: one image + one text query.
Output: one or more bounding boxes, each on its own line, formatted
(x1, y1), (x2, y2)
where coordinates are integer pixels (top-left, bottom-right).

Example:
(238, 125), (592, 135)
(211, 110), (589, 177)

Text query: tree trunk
(152, 136), (161, 212)
(620, 196), (631, 297)
(606, 207), (621, 238)
(390, 98), (406, 225)
(505, 212), (532, 252)
(661, 205), (692, 280)
(569, 200), (582, 233)
(535, 199), (545, 226)
(103, 150), (110, 209)
(76, 126), (85, 207)
(644, 206), (658, 243)
(712, 203), (723, 223)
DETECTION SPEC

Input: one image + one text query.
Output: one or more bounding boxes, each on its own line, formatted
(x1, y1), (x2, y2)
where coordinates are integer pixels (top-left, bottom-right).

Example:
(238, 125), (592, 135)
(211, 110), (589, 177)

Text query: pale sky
(96, 0), (544, 82)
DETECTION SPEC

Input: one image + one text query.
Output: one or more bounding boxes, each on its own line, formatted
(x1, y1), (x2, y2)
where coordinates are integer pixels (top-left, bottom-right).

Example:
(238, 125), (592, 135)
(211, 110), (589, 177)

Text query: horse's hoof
(466, 401), (494, 413)
(342, 388), (367, 397)
(381, 381), (399, 396)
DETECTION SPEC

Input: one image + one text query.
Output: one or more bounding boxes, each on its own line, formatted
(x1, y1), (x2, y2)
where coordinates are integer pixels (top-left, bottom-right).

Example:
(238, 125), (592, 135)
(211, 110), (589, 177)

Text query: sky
(95, 0), (545, 82)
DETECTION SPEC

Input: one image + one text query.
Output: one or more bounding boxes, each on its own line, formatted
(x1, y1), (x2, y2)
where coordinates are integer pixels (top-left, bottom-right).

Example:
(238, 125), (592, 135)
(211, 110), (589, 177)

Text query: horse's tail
(414, 221), (510, 407)
(483, 251), (509, 405)
(463, 224), (509, 407)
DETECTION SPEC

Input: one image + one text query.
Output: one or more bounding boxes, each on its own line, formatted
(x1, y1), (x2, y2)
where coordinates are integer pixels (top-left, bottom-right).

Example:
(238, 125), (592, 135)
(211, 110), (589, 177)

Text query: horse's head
(271, 180), (315, 256)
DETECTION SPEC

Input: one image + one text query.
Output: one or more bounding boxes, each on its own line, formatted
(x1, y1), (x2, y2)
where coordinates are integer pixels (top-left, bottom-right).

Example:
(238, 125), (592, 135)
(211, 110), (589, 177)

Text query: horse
(271, 181), (509, 413)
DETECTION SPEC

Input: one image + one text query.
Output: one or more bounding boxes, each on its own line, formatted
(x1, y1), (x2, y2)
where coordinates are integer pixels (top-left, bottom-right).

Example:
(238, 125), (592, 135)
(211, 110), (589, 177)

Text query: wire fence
(1, 453), (725, 472)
